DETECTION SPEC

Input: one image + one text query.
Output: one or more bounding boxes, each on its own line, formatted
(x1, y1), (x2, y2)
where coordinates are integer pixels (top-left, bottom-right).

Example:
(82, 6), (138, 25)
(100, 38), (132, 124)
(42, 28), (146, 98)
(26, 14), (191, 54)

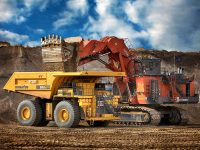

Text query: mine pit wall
(0, 46), (43, 123)
(0, 45), (200, 124)
(0, 44), (78, 123)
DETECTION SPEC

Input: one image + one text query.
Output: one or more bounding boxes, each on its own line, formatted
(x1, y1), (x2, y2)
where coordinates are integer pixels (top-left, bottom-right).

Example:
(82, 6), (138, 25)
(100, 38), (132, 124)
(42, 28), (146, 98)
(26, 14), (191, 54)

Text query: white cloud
(53, 0), (88, 29)
(81, 0), (200, 51)
(67, 0), (88, 15)
(0, 0), (52, 24)
(25, 41), (40, 47)
(23, 0), (51, 11)
(124, 0), (149, 25)
(0, 29), (41, 47)
(16, 16), (26, 24)
(83, 0), (148, 47)
(123, 0), (200, 51)
(34, 28), (45, 34)
(0, 29), (29, 44)
(53, 11), (74, 29)
(0, 1), (27, 24)
(0, 0), (15, 22)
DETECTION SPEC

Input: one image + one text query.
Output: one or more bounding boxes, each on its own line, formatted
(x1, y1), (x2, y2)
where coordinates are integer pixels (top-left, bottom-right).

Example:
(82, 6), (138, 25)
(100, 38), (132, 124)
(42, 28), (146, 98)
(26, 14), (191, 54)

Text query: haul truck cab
(3, 71), (125, 128)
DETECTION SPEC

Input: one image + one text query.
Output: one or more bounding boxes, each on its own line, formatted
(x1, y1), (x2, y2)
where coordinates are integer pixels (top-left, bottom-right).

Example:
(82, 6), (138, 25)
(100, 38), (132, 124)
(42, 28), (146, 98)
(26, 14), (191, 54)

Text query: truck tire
(17, 100), (42, 126)
(37, 100), (49, 126)
(54, 100), (80, 128)
(87, 121), (109, 127)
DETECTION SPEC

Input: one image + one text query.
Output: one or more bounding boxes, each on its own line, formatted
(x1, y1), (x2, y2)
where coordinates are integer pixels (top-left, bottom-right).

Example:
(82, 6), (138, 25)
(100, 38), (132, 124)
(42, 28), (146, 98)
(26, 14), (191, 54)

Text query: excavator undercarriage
(112, 105), (188, 126)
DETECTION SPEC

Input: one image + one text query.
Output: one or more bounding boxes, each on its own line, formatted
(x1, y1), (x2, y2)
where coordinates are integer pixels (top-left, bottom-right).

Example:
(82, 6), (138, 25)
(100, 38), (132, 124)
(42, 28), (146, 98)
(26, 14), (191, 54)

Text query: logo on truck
(36, 85), (50, 90)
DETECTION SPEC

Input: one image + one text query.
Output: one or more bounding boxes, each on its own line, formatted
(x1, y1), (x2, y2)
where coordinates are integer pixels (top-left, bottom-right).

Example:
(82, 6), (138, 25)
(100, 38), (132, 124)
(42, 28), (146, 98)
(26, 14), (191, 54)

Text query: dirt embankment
(0, 44), (78, 123)
(0, 46), (42, 123)
(0, 44), (200, 124)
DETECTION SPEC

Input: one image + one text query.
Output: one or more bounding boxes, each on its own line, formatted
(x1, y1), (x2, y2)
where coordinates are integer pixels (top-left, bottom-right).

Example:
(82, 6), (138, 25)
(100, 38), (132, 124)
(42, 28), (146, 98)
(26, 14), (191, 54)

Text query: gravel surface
(0, 123), (200, 149)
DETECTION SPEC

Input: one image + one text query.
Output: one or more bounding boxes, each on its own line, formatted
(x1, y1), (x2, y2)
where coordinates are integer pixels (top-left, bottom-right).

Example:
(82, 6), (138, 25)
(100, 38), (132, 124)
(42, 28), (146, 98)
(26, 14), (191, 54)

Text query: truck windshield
(95, 83), (113, 91)
(105, 84), (113, 91)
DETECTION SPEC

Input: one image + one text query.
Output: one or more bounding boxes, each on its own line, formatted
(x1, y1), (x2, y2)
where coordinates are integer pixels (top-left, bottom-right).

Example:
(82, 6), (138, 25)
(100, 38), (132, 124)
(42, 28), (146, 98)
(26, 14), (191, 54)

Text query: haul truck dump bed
(4, 71), (125, 128)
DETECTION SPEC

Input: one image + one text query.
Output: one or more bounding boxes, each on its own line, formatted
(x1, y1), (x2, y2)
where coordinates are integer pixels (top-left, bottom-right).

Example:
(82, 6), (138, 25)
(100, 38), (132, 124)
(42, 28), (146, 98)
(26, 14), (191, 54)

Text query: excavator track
(112, 106), (188, 126)
(169, 107), (189, 125)
(141, 106), (162, 125)
(112, 106), (162, 126)
(157, 106), (189, 125)
(179, 108), (189, 125)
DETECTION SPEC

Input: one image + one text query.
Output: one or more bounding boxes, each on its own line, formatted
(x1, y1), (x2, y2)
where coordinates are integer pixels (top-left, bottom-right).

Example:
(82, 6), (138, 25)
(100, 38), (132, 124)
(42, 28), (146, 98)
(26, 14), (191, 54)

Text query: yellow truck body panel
(3, 71), (125, 99)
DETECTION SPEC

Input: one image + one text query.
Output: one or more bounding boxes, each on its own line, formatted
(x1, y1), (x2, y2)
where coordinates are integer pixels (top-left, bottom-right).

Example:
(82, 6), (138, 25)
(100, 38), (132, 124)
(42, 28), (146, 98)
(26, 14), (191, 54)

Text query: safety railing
(73, 87), (119, 96)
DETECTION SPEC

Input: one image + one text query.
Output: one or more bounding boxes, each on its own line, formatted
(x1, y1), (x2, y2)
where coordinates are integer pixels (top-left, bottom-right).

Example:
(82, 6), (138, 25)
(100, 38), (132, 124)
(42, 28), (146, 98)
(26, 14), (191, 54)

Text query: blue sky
(0, 0), (200, 51)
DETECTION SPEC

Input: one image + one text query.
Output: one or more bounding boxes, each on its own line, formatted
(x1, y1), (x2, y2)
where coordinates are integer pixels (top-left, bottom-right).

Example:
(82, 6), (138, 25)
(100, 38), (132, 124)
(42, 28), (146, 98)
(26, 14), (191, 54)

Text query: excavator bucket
(41, 35), (82, 71)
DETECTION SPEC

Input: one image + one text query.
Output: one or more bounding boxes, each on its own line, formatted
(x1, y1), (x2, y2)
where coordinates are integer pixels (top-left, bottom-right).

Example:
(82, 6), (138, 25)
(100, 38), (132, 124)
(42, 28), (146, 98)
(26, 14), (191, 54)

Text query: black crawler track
(112, 106), (188, 126)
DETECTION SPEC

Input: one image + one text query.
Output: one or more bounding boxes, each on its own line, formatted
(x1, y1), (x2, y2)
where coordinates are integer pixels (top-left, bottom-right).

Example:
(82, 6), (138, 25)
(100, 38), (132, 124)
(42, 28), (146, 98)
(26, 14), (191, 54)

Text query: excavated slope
(0, 46), (42, 123)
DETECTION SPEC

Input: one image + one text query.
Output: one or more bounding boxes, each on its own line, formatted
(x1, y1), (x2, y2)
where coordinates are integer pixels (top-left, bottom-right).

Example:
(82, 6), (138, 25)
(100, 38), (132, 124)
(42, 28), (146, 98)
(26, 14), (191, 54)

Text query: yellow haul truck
(4, 71), (125, 128)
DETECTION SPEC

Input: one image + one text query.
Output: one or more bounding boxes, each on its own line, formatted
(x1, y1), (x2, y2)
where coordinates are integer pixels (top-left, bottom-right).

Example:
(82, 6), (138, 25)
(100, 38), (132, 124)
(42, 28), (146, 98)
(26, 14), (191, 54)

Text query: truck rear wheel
(17, 100), (42, 126)
(54, 100), (80, 128)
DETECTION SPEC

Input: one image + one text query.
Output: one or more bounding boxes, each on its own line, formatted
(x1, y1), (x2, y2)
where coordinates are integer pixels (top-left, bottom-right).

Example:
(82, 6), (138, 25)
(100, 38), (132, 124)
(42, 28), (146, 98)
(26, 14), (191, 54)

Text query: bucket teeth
(41, 34), (62, 46)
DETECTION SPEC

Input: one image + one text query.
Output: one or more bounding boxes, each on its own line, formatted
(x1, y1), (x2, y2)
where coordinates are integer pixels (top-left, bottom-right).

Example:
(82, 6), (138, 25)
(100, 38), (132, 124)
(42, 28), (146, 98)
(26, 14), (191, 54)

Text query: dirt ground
(0, 123), (200, 149)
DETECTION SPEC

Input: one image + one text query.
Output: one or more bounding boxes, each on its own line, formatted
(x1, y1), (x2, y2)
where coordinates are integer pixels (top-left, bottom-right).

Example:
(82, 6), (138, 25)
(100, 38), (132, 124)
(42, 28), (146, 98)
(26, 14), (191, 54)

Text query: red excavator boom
(78, 36), (137, 101)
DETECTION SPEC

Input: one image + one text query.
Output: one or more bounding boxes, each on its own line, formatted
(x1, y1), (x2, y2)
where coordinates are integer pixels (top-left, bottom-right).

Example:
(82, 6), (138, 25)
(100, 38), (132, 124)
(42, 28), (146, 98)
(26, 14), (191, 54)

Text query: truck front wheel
(54, 100), (80, 128)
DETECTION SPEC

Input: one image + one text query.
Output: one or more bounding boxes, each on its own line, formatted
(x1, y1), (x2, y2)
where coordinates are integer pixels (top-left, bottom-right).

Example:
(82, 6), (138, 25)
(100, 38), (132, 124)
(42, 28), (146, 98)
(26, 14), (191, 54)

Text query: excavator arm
(78, 36), (135, 72)
(78, 36), (137, 100)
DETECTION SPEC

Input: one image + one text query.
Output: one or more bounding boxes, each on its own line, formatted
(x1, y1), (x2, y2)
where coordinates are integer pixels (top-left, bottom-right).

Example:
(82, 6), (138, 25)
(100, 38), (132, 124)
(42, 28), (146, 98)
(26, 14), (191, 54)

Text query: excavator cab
(133, 58), (199, 104)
